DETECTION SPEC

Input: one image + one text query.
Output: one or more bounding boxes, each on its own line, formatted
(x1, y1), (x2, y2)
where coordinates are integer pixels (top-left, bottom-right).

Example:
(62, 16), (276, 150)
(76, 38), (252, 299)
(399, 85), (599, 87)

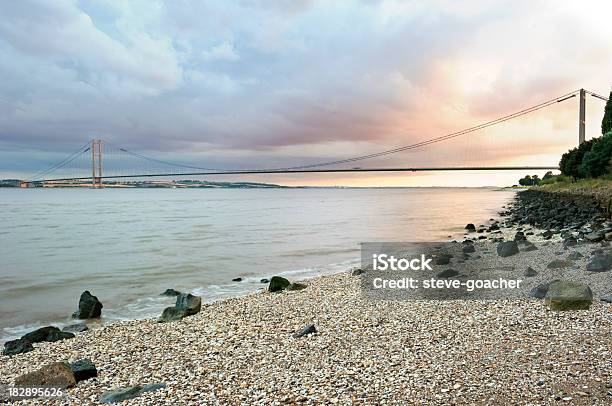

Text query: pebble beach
(1, 189), (611, 405)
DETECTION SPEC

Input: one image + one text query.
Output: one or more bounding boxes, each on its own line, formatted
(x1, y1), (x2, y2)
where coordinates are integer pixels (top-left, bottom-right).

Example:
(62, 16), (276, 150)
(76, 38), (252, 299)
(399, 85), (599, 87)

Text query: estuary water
(0, 187), (515, 342)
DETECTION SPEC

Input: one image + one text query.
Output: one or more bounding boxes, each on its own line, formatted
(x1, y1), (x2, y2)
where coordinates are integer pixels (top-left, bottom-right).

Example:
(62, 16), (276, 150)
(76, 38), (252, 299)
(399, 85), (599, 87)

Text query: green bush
(559, 139), (595, 179)
(579, 132), (612, 177)
(602, 91), (612, 135)
(539, 174), (570, 185)
(518, 174), (541, 186)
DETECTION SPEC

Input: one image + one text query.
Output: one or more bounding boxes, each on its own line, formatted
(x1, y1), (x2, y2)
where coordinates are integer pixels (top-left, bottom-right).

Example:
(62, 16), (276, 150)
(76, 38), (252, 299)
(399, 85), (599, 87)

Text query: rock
(70, 358), (97, 382)
(175, 293), (202, 316)
(546, 259), (573, 269)
(497, 241), (519, 257)
(2, 338), (34, 356)
(462, 244), (476, 254)
(72, 291), (103, 319)
(268, 276), (291, 292)
(232, 277), (243, 282)
(563, 238), (577, 249)
(158, 306), (189, 323)
(100, 383), (166, 403)
(606, 231), (612, 241)
(62, 323), (88, 333)
(14, 362), (76, 389)
(542, 230), (553, 239)
(22, 326), (75, 343)
(287, 283), (307, 291)
(160, 288), (181, 297)
(524, 267), (538, 277)
(514, 231), (526, 241)
(585, 231), (605, 242)
(351, 268), (365, 276)
(437, 269), (459, 278)
(530, 280), (559, 299)
(434, 254), (452, 265)
(567, 251), (583, 260)
(586, 251), (612, 272)
(544, 281), (593, 311)
(260, 278), (270, 284)
(465, 223), (476, 232)
(293, 324), (317, 338)
(600, 294), (612, 303)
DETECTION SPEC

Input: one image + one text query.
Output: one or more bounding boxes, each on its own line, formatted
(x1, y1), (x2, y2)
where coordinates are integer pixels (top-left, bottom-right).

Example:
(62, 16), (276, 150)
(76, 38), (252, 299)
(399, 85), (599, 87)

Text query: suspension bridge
(20, 88), (609, 188)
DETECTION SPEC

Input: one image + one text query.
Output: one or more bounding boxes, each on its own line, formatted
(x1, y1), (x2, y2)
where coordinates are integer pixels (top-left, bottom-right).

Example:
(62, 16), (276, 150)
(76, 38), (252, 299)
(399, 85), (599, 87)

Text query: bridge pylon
(91, 139), (103, 188)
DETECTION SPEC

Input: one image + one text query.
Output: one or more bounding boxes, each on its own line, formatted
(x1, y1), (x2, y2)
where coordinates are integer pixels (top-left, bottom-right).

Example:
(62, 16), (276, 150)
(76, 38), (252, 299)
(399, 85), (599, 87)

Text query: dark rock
(2, 338), (34, 356)
(563, 238), (577, 249)
(268, 276), (291, 292)
(546, 259), (573, 269)
(434, 254), (452, 265)
(541, 230), (553, 239)
(530, 280), (560, 299)
(72, 291), (103, 319)
(287, 283), (307, 291)
(100, 383), (166, 403)
(70, 358), (97, 382)
(260, 278), (270, 284)
(437, 269), (459, 278)
(462, 244), (476, 254)
(158, 306), (188, 323)
(293, 324), (317, 338)
(544, 281), (593, 311)
(351, 268), (365, 276)
(586, 251), (612, 272)
(524, 267), (538, 277)
(22, 326), (75, 344)
(232, 277), (243, 282)
(497, 241), (519, 257)
(514, 231), (526, 241)
(175, 293), (202, 316)
(15, 362), (76, 389)
(160, 289), (181, 297)
(601, 294), (612, 303)
(465, 223), (476, 232)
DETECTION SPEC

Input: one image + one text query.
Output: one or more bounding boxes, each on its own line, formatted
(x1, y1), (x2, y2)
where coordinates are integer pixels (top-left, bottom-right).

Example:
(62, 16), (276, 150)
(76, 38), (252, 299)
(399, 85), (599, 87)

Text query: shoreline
(2, 189), (611, 404)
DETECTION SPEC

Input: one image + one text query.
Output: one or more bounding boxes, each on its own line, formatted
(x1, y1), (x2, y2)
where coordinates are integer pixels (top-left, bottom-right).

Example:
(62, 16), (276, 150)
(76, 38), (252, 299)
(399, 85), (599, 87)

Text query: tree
(543, 171), (554, 180)
(559, 138), (595, 179)
(579, 132), (612, 177)
(602, 91), (612, 135)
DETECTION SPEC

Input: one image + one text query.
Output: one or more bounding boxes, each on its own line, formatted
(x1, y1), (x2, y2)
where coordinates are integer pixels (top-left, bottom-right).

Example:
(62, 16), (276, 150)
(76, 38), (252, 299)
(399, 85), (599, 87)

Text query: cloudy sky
(1, 0), (611, 186)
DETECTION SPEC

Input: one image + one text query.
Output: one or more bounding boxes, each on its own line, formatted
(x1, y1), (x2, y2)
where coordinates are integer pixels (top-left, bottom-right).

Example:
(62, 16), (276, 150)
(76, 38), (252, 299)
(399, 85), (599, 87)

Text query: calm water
(0, 187), (515, 342)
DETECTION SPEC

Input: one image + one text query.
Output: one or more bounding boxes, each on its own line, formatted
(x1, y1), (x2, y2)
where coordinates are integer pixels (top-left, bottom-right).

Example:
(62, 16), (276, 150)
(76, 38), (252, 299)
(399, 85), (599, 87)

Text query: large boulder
(158, 293), (201, 322)
(465, 223), (476, 232)
(158, 307), (189, 323)
(72, 291), (103, 319)
(175, 293), (201, 316)
(100, 383), (166, 403)
(497, 241), (519, 257)
(586, 251), (612, 272)
(2, 338), (34, 356)
(544, 281), (593, 311)
(268, 276), (291, 292)
(70, 358), (97, 382)
(14, 362), (76, 389)
(22, 326), (74, 344)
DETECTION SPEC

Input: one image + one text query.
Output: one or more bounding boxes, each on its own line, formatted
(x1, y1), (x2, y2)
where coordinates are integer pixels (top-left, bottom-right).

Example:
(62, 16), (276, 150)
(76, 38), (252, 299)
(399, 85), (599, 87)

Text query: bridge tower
(92, 139), (103, 188)
(578, 88), (586, 145)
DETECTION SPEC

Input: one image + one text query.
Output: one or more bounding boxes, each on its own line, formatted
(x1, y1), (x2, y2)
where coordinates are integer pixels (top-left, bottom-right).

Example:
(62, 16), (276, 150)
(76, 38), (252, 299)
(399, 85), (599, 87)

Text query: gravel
(1, 266), (610, 404)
